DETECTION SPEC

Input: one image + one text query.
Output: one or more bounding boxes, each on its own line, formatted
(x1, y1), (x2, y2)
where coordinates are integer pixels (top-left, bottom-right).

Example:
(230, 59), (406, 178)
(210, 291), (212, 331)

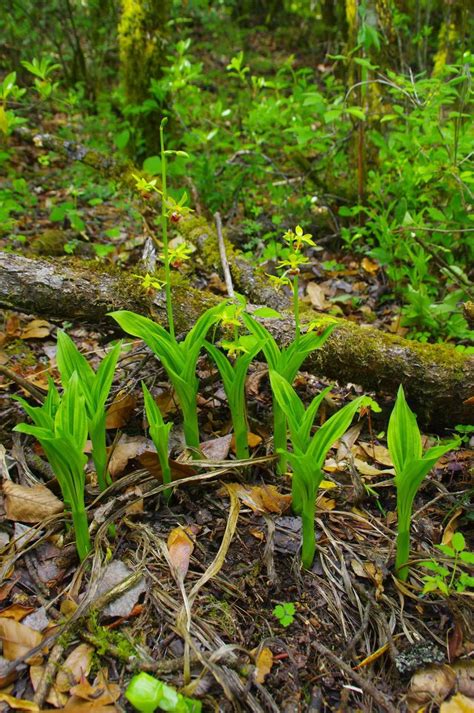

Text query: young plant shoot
(243, 226), (336, 472)
(270, 371), (367, 568)
(110, 303), (225, 455)
(142, 382), (173, 500)
(14, 373), (91, 561)
(205, 331), (264, 460)
(387, 385), (459, 581)
(56, 330), (122, 492)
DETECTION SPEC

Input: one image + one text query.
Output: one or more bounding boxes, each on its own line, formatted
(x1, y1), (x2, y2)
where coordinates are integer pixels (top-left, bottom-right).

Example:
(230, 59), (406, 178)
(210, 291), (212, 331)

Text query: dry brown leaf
(354, 457), (394, 477)
(167, 526), (195, 581)
(59, 703), (118, 713)
(0, 604), (35, 621)
(70, 670), (121, 704)
(105, 393), (136, 429)
(201, 434), (232, 461)
(221, 483), (291, 514)
(0, 617), (43, 663)
(361, 257), (379, 274)
(442, 508), (463, 547)
(20, 319), (52, 340)
(453, 660), (474, 698)
(440, 693), (474, 713)
(408, 664), (456, 711)
(306, 282), (331, 310)
(0, 692), (39, 710)
(254, 647), (273, 684)
(316, 495), (336, 511)
(356, 443), (393, 467)
(55, 644), (94, 693)
(108, 435), (154, 477)
(3, 480), (64, 523)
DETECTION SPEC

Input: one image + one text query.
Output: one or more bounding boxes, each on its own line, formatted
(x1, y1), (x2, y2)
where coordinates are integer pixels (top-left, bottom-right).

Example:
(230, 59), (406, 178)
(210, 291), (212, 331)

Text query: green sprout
(270, 371), (366, 568)
(125, 672), (201, 713)
(243, 312), (335, 474)
(205, 332), (264, 460)
(14, 373), (91, 561)
(420, 531), (474, 596)
(142, 382), (172, 501)
(272, 602), (296, 627)
(56, 331), (122, 492)
(110, 303), (226, 456)
(387, 385), (459, 581)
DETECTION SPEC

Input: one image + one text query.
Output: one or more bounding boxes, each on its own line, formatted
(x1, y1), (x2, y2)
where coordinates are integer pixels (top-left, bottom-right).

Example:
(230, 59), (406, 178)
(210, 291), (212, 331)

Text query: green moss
(200, 595), (237, 638)
(5, 339), (37, 367)
(32, 229), (68, 256)
(87, 611), (137, 661)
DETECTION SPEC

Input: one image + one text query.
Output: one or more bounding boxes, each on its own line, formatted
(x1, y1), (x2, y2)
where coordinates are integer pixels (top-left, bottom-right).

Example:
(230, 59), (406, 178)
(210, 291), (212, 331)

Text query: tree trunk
(1, 251), (472, 430)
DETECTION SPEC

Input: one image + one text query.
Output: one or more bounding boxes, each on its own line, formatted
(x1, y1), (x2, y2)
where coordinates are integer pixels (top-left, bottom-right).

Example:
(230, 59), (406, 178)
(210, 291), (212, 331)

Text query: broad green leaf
(387, 385), (421, 475)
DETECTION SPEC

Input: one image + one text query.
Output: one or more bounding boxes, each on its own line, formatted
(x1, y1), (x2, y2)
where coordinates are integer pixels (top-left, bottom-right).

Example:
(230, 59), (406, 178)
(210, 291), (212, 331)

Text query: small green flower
(132, 273), (165, 291)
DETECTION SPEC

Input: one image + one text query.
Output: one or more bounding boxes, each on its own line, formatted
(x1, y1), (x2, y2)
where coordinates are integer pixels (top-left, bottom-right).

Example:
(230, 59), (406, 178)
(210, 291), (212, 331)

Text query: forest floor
(0, 117), (473, 711)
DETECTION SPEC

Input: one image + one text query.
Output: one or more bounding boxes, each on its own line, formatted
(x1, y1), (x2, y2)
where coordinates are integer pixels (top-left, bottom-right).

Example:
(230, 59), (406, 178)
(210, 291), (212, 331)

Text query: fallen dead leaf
(356, 442), (393, 467)
(440, 693), (474, 713)
(220, 483), (291, 514)
(56, 644), (94, 693)
(168, 526), (195, 581)
(254, 647), (273, 684)
(0, 692), (39, 711)
(442, 508), (464, 547)
(0, 604), (35, 622)
(93, 561), (147, 618)
(353, 457), (394, 477)
(407, 664), (456, 711)
(0, 617), (43, 663)
(306, 282), (331, 311)
(69, 670), (121, 704)
(105, 393), (136, 429)
(108, 435), (155, 477)
(453, 660), (474, 698)
(361, 257), (379, 274)
(20, 319), (52, 340)
(3, 479), (64, 522)
(201, 434), (232, 461)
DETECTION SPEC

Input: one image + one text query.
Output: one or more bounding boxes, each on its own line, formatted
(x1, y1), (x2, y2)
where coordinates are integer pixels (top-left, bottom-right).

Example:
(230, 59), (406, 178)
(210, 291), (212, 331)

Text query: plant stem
(273, 397), (287, 474)
(292, 273), (300, 342)
(160, 119), (175, 340)
(182, 410), (201, 455)
(90, 419), (111, 492)
(395, 528), (410, 581)
(301, 496), (316, 569)
(71, 507), (91, 561)
(232, 404), (250, 461)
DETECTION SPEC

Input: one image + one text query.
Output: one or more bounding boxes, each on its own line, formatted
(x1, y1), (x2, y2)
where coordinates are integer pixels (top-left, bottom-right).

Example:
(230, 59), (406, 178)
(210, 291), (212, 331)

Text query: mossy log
(1, 250), (472, 429)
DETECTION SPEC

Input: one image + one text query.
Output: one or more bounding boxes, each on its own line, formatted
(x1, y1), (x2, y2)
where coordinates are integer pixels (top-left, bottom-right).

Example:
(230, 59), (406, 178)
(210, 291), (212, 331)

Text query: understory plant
(420, 531), (474, 596)
(56, 330), (122, 492)
(243, 225), (336, 472)
(387, 385), (459, 581)
(270, 371), (366, 568)
(205, 306), (265, 459)
(14, 373), (91, 561)
(142, 382), (172, 500)
(111, 305), (225, 455)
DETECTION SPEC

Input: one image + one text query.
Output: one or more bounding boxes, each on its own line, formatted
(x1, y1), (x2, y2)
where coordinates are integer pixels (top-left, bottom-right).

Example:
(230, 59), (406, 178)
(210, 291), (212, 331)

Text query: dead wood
(1, 250), (472, 428)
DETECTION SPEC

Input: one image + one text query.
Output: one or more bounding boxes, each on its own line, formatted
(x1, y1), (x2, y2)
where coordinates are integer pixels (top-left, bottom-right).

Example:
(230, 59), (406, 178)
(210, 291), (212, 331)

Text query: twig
(33, 641), (66, 707)
(0, 364), (46, 402)
(311, 639), (398, 713)
(214, 212), (234, 298)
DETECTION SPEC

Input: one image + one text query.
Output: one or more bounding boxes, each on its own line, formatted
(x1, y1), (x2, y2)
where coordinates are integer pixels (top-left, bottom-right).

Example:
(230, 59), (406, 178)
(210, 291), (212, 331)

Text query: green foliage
(272, 602), (296, 627)
(125, 672), (201, 713)
(243, 312), (335, 473)
(56, 331), (122, 492)
(387, 385), (459, 581)
(269, 371), (366, 568)
(142, 382), (173, 500)
(110, 304), (225, 455)
(205, 333), (264, 460)
(420, 532), (474, 596)
(14, 373), (91, 561)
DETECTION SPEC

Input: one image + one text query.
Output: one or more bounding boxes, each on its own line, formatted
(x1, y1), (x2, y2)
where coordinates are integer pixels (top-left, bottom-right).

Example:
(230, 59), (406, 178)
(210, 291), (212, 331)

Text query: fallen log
(1, 251), (472, 429)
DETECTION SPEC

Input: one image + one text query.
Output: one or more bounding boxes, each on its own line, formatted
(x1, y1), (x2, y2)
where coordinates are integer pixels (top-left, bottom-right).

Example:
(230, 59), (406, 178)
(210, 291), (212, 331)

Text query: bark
(1, 250), (472, 429)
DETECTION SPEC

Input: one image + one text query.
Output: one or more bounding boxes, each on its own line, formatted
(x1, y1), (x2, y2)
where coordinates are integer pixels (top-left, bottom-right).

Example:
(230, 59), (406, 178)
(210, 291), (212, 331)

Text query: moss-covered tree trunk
(118, 0), (171, 151)
(1, 251), (472, 430)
